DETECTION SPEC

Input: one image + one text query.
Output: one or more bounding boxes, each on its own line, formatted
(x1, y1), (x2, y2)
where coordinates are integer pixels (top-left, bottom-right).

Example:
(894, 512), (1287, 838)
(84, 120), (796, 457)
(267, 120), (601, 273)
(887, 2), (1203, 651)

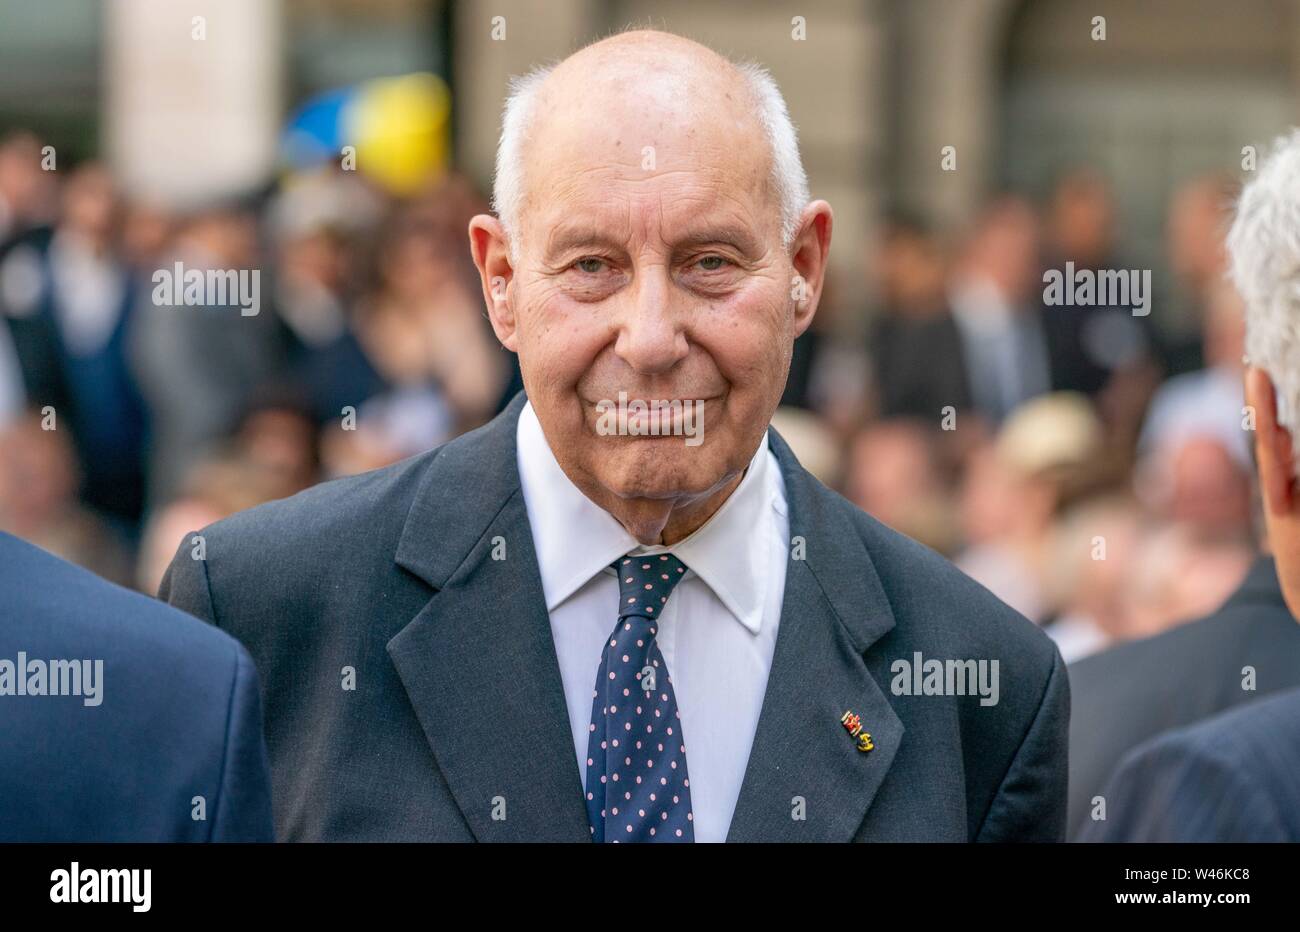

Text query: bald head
(493, 30), (808, 257)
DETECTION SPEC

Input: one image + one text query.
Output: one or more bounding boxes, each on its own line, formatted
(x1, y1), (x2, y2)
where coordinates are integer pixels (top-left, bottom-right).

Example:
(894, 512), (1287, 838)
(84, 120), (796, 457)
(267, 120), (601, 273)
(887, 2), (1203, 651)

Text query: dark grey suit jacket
(1079, 687), (1300, 842)
(1068, 557), (1300, 839)
(160, 393), (1068, 841)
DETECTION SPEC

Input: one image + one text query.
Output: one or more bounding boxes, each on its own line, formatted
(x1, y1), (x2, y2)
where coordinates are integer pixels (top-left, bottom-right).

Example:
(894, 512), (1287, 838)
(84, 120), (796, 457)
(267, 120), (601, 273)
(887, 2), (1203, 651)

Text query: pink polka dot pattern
(583, 553), (694, 842)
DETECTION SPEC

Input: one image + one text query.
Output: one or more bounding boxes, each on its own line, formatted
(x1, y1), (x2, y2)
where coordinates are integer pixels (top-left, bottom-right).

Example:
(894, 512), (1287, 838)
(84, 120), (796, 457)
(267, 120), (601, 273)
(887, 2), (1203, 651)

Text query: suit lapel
(726, 430), (904, 842)
(387, 394), (591, 841)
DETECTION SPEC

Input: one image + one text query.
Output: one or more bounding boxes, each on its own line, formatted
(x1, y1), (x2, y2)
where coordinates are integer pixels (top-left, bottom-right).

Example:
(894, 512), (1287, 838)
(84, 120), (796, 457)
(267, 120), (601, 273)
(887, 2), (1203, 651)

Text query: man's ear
(1246, 365), (1296, 517)
(468, 214), (519, 352)
(789, 199), (833, 338)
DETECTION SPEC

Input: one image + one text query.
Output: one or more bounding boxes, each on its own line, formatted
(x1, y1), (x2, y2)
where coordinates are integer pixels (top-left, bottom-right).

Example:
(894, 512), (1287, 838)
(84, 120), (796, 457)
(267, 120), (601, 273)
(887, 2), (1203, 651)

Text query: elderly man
(161, 30), (1066, 842)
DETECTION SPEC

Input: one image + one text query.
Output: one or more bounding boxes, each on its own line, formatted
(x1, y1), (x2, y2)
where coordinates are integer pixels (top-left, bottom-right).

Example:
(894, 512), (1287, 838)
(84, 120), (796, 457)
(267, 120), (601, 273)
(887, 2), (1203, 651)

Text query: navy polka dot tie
(584, 553), (695, 842)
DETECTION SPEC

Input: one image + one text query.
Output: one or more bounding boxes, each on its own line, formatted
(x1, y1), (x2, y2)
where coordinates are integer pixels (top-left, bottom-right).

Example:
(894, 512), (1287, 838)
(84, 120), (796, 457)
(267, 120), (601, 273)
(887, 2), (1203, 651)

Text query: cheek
(693, 282), (792, 387)
(516, 286), (611, 386)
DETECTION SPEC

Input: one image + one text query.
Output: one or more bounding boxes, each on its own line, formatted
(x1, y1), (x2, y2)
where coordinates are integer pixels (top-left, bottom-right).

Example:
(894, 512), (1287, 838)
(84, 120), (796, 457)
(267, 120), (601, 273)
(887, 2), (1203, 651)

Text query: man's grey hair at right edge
(1228, 128), (1300, 466)
(491, 53), (811, 264)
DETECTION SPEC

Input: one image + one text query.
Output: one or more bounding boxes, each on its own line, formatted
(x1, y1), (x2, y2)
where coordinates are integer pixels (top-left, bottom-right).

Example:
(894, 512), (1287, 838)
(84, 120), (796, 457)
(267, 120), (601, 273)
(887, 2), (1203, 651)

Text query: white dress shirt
(515, 401), (789, 841)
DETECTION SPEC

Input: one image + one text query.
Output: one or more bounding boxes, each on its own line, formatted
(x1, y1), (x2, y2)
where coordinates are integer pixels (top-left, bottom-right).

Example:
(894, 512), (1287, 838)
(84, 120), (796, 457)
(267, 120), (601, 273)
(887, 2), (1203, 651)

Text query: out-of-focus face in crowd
(468, 32), (833, 544)
(0, 131), (57, 230)
(60, 164), (118, 243)
(1169, 174), (1234, 299)
(1048, 169), (1115, 268)
(957, 196), (1041, 305)
(877, 223), (947, 315)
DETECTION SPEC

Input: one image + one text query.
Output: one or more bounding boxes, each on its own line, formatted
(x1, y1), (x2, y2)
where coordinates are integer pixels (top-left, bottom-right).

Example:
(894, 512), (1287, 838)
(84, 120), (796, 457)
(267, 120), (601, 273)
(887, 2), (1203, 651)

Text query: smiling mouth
(587, 392), (716, 442)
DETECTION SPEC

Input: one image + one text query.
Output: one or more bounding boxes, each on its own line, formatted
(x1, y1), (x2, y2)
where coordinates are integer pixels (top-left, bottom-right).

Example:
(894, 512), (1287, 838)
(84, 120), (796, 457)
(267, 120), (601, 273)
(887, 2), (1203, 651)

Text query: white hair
(1227, 129), (1300, 456)
(491, 57), (810, 260)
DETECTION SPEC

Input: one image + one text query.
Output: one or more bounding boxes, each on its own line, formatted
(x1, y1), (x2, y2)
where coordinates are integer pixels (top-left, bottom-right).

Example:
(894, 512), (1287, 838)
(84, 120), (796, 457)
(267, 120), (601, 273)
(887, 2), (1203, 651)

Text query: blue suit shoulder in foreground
(1079, 686), (1300, 842)
(0, 531), (274, 841)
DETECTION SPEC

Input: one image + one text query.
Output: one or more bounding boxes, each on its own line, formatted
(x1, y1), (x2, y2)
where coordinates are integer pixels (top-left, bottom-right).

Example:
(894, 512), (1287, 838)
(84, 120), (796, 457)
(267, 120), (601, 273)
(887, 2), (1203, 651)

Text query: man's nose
(612, 269), (689, 375)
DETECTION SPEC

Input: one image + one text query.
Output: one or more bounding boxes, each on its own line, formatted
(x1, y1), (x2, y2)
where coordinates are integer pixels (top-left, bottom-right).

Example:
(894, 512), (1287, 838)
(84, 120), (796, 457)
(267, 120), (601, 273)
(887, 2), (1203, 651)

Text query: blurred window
(287, 0), (450, 102)
(0, 0), (100, 159)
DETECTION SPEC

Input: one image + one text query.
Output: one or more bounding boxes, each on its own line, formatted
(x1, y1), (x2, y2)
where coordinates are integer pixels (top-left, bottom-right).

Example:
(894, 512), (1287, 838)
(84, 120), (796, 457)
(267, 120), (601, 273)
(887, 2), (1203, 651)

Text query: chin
(595, 442), (732, 502)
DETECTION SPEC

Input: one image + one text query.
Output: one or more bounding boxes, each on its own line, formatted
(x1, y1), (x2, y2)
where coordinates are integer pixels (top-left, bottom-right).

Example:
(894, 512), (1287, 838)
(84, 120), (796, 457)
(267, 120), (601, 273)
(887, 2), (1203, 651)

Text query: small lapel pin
(841, 710), (874, 752)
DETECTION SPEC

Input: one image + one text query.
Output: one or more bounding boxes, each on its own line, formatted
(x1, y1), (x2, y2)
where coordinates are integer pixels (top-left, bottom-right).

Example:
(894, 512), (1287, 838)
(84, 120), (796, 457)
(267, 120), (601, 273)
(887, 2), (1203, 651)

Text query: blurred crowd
(0, 129), (516, 594)
(0, 127), (1253, 664)
(822, 169), (1253, 663)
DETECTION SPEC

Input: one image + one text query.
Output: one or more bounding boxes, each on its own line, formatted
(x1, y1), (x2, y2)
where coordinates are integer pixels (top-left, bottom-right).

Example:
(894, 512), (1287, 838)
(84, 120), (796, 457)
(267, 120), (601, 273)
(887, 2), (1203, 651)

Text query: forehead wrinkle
(541, 182), (766, 258)
(531, 155), (774, 252)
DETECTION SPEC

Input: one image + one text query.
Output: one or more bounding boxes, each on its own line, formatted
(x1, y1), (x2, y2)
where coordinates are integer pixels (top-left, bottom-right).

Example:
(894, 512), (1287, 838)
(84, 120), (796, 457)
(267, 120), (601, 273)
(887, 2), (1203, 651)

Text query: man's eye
(696, 255), (729, 271)
(574, 257), (607, 274)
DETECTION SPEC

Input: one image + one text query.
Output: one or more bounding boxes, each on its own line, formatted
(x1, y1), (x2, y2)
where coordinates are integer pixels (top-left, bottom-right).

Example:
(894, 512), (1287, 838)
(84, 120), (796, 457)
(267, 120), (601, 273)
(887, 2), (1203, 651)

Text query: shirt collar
(516, 400), (778, 635)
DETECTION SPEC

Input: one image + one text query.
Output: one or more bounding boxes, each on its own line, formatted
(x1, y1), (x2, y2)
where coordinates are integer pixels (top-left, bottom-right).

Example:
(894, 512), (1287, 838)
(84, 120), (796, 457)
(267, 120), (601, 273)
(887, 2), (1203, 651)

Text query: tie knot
(614, 553), (688, 619)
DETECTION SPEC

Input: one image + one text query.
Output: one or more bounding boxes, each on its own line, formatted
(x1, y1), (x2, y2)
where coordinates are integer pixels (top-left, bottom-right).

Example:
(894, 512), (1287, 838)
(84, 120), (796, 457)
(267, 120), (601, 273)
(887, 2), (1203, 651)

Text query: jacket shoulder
(199, 449), (437, 558)
(1068, 598), (1271, 698)
(0, 532), (243, 675)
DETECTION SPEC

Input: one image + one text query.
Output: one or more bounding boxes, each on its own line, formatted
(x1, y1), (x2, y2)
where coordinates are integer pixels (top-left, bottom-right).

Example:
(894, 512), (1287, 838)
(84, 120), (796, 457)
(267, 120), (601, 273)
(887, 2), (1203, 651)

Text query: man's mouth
(586, 392), (716, 445)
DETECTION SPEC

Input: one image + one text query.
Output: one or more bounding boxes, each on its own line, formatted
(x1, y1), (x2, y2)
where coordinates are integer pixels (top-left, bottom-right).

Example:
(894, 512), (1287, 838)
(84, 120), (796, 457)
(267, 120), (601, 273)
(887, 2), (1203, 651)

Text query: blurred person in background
(137, 438), (311, 595)
(318, 198), (507, 475)
(1134, 278), (1253, 559)
(1044, 493), (1142, 663)
(766, 405), (844, 488)
(130, 197), (283, 509)
(1069, 135), (1300, 840)
(844, 418), (959, 556)
(1118, 521), (1253, 641)
(795, 272), (870, 435)
(119, 198), (174, 277)
(947, 195), (1052, 425)
(1136, 434), (1253, 540)
(1, 162), (146, 531)
(1160, 172), (1239, 376)
(232, 395), (320, 496)
(265, 169), (381, 423)
(137, 382), (320, 595)
(1140, 276), (1251, 471)
(0, 410), (131, 585)
(957, 392), (1105, 624)
(867, 213), (970, 423)
(1038, 169), (1159, 452)
(0, 130), (56, 243)
(1039, 168), (1153, 401)
(1, 133), (70, 432)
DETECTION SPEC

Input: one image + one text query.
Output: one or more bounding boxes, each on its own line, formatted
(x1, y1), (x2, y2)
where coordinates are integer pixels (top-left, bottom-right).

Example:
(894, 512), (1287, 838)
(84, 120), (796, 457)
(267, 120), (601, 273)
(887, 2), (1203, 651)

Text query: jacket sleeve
(975, 649), (1070, 841)
(209, 644), (276, 842)
(158, 530), (276, 841)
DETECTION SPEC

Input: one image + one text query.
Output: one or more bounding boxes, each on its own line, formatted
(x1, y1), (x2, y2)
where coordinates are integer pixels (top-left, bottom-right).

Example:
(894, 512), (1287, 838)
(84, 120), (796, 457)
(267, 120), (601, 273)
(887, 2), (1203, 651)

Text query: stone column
(104, 0), (283, 207)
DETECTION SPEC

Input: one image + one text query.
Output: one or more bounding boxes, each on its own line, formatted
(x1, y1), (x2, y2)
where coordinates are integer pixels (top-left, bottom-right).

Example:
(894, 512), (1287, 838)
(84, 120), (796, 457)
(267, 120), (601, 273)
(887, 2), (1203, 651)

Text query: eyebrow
(545, 225), (625, 258)
(544, 223), (763, 258)
(672, 227), (763, 256)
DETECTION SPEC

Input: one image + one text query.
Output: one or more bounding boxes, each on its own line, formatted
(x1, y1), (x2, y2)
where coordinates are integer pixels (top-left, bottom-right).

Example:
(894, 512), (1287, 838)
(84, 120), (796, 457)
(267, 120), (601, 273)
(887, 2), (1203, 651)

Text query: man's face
(472, 70), (829, 535)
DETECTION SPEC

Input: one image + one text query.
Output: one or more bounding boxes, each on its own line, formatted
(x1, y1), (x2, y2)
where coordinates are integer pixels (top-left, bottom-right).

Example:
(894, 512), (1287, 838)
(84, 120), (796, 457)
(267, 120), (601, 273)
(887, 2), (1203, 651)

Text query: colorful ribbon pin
(841, 710), (874, 752)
